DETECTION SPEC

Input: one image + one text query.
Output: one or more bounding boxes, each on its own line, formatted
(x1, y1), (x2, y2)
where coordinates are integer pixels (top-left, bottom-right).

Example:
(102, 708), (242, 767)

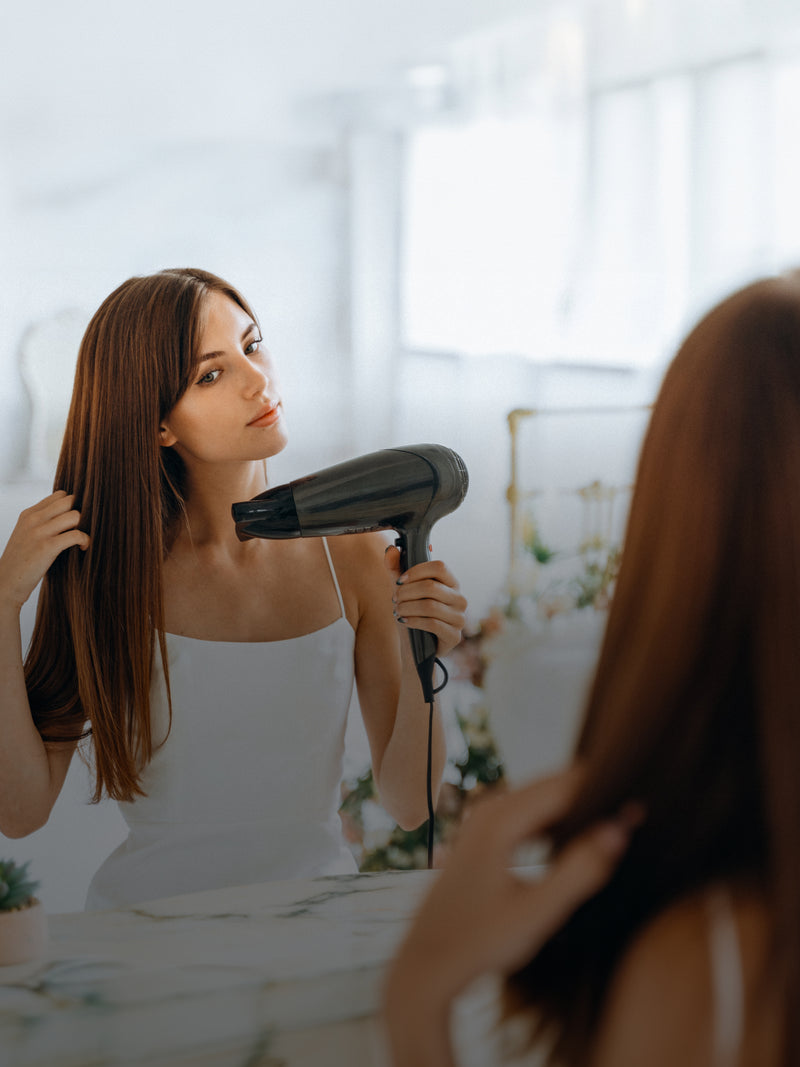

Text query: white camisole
(85, 539), (358, 910)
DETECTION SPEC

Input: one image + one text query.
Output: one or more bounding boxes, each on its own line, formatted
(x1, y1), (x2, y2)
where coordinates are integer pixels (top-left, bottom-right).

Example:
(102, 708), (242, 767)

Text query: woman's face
(160, 290), (288, 467)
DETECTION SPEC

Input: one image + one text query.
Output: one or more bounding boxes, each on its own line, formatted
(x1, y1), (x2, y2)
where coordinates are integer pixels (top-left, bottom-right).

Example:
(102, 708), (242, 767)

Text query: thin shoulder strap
(321, 537), (346, 620)
(706, 886), (745, 1067)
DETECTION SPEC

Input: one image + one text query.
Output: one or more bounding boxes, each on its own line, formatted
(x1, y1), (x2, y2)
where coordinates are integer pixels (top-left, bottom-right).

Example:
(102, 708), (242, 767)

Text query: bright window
(402, 112), (583, 359)
(401, 51), (800, 369)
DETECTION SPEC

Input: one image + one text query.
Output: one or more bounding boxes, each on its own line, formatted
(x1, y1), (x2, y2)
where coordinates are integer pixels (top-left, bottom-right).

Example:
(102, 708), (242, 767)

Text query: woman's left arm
(349, 534), (466, 830)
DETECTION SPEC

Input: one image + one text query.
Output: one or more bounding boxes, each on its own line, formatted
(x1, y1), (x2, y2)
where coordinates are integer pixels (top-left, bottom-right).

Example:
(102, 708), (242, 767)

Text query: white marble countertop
(0, 869), (464, 1067)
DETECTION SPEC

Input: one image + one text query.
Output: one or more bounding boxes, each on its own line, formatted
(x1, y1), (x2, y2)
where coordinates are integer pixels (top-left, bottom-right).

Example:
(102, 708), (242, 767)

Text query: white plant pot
(0, 900), (48, 966)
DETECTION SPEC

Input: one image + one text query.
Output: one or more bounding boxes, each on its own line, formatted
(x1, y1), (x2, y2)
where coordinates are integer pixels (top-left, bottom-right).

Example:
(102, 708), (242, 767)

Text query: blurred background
(3, 0), (800, 908)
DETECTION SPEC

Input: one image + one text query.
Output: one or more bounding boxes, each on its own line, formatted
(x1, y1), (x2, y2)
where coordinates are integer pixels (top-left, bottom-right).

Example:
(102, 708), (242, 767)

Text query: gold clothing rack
(506, 405), (652, 579)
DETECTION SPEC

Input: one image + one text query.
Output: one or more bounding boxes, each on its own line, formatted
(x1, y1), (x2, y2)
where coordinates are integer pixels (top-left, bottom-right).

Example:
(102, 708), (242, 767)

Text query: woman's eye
(197, 369), (221, 385)
(245, 338), (263, 356)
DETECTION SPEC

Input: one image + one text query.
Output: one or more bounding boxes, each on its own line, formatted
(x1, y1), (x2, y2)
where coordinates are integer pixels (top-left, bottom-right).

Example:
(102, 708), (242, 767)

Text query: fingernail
(396, 576), (407, 585)
(396, 616), (407, 625)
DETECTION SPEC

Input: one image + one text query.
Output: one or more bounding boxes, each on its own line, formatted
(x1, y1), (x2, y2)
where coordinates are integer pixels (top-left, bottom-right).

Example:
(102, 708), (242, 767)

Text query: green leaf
(524, 526), (557, 563)
(0, 859), (39, 911)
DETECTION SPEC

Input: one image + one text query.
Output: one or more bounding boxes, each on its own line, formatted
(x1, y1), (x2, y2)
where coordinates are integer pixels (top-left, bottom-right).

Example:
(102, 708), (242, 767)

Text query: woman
(385, 272), (799, 1065)
(0, 267), (466, 909)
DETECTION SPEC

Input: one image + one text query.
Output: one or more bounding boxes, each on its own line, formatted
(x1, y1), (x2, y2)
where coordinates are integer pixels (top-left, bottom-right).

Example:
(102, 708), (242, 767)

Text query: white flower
(361, 800), (396, 850)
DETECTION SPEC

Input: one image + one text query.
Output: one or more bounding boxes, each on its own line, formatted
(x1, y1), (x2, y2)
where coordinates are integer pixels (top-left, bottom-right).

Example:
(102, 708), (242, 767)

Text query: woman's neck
(175, 461), (268, 550)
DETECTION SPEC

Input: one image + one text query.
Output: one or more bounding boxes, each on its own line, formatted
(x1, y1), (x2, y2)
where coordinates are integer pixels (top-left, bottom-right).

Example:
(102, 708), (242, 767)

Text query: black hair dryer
(232, 444), (469, 701)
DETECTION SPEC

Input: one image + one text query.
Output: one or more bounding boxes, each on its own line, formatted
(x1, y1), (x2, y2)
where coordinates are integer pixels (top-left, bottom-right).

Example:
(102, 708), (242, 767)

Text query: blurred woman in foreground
(385, 272), (799, 1066)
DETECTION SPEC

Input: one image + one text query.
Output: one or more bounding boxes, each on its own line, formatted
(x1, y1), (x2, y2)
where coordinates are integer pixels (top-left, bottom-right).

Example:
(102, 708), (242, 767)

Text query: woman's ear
(159, 424), (178, 448)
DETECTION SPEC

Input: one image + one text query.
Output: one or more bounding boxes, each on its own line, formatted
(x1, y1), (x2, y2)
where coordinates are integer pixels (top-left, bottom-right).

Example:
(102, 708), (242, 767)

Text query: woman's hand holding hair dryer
(383, 546), (466, 658)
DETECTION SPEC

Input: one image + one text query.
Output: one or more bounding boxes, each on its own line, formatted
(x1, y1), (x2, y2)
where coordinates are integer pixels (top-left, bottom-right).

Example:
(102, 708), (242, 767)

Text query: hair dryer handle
(395, 527), (438, 703)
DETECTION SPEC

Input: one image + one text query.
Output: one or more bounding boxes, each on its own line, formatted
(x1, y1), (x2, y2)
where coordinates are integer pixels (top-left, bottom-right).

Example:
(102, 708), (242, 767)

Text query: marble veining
(0, 870), (443, 1067)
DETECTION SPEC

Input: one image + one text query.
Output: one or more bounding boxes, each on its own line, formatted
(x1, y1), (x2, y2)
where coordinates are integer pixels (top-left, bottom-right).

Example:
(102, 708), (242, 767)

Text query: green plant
(0, 859), (40, 912)
(339, 706), (506, 871)
(523, 522), (557, 564)
(569, 545), (621, 610)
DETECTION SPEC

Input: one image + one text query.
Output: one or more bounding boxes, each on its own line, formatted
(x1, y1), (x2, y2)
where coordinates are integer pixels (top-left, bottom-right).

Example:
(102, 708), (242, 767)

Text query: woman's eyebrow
(199, 322), (258, 362)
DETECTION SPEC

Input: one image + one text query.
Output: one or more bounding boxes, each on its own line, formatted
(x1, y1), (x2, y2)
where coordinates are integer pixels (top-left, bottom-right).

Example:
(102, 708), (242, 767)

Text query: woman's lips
(247, 403), (282, 427)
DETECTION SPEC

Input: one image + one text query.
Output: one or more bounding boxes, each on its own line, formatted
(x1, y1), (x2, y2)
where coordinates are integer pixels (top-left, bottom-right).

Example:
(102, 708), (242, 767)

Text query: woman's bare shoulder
(322, 531), (394, 622)
(589, 884), (774, 1067)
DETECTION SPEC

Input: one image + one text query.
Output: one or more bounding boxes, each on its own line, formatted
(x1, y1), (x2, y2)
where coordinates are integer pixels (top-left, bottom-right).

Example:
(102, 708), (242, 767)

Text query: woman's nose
(243, 357), (269, 396)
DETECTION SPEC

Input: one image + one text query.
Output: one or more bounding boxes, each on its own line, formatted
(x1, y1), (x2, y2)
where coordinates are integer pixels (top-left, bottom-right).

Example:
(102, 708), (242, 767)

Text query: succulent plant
(0, 859), (40, 911)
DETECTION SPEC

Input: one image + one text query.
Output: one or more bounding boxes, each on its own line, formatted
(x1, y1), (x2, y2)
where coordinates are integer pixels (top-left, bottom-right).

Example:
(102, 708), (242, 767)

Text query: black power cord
(426, 657), (450, 868)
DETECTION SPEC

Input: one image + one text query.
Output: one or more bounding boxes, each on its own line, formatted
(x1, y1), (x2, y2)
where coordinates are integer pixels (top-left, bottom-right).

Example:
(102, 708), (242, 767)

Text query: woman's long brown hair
(504, 273), (800, 1065)
(24, 268), (257, 803)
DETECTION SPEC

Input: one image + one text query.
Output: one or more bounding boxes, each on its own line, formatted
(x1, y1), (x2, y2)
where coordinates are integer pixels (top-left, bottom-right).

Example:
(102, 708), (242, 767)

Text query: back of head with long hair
(503, 273), (800, 1065)
(24, 268), (257, 803)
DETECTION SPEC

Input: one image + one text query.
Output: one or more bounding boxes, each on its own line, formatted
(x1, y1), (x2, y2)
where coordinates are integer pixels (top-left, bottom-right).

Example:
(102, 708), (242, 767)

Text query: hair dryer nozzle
(233, 484), (300, 541)
(232, 444), (467, 545)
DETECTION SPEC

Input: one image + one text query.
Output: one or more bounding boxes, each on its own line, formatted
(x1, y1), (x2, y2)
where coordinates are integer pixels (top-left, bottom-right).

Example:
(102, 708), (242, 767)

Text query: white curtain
(400, 0), (800, 370)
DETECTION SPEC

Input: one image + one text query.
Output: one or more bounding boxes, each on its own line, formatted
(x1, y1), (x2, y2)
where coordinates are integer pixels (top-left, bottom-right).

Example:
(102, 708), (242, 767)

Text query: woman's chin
(253, 425), (289, 461)
(267, 429), (290, 457)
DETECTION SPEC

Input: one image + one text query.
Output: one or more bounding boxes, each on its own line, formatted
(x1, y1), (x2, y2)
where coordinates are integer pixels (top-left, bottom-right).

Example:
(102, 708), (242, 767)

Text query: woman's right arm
(0, 491), (90, 838)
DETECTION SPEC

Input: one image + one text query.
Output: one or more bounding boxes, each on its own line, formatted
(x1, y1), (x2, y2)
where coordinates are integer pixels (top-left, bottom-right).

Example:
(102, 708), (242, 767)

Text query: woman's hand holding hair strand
(0, 491), (90, 612)
(0, 491), (87, 838)
(382, 767), (641, 1067)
